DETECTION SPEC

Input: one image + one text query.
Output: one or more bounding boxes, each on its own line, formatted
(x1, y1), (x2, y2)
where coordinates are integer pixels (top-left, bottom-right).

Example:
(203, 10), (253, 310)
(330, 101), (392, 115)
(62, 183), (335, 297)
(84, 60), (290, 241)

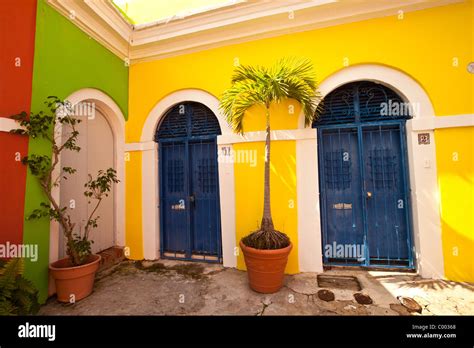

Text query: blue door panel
(362, 125), (409, 264)
(190, 141), (220, 256)
(320, 128), (364, 264)
(161, 143), (188, 254)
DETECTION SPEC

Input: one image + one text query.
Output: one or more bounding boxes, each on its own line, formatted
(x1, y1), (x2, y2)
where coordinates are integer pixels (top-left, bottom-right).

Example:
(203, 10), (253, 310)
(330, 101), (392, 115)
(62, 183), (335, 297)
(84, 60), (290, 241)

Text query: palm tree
(220, 57), (322, 249)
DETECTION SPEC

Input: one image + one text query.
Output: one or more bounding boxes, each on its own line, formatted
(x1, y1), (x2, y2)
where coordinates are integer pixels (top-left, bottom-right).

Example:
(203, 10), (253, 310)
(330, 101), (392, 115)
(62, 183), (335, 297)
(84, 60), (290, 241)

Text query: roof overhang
(47, 0), (463, 64)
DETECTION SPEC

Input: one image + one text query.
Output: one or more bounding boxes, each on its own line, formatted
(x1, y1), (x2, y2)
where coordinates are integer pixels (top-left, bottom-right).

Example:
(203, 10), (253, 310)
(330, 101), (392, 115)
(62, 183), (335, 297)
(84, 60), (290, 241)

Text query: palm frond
(231, 64), (267, 85)
(277, 57), (322, 126)
(219, 57), (322, 249)
(220, 81), (264, 133)
(220, 56), (322, 131)
(278, 57), (317, 87)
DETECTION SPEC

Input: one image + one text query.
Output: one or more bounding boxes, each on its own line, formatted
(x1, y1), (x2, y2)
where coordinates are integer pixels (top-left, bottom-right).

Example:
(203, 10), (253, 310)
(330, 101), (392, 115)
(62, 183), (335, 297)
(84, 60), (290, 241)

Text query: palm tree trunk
(261, 107), (274, 232)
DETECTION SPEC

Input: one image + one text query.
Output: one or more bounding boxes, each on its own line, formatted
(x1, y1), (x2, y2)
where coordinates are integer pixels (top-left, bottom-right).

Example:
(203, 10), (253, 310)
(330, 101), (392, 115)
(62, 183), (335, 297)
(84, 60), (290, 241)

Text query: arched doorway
(155, 102), (222, 262)
(59, 105), (116, 256)
(314, 81), (414, 269)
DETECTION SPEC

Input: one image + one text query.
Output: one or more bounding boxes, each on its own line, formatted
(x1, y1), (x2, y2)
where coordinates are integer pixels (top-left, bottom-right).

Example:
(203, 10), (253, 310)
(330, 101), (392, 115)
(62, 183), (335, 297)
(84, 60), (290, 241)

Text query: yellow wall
(128, 1), (473, 144)
(436, 127), (474, 282)
(127, 1), (473, 278)
(234, 140), (298, 273)
(234, 102), (300, 272)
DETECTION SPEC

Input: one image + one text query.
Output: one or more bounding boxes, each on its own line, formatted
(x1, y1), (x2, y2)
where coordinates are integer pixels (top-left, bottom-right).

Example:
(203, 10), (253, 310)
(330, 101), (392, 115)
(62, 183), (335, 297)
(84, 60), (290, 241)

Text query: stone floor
(39, 260), (474, 316)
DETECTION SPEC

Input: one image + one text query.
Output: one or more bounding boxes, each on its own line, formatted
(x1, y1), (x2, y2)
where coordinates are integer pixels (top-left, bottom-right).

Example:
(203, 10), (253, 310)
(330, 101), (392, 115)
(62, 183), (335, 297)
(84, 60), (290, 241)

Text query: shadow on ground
(39, 260), (474, 316)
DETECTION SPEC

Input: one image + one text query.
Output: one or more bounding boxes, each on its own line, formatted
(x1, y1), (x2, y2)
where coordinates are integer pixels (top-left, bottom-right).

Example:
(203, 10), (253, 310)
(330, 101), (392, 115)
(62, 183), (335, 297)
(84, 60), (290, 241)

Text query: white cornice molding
(130, 0), (337, 46)
(48, 0), (130, 60)
(47, 0), (462, 64)
(84, 0), (132, 40)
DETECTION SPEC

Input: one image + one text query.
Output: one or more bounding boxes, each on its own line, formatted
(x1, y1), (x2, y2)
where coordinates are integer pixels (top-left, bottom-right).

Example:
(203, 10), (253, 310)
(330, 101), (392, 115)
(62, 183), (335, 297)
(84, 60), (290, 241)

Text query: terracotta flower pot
(49, 254), (101, 303)
(240, 240), (292, 294)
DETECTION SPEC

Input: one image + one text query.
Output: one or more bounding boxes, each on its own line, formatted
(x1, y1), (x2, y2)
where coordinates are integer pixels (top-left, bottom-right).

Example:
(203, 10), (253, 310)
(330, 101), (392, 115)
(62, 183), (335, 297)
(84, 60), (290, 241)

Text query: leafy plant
(11, 97), (119, 266)
(0, 259), (39, 315)
(220, 57), (322, 249)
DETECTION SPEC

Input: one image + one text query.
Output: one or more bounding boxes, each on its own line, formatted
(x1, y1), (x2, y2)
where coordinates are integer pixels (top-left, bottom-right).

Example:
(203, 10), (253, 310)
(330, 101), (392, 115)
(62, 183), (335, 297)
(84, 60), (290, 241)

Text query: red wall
(0, 0), (37, 245)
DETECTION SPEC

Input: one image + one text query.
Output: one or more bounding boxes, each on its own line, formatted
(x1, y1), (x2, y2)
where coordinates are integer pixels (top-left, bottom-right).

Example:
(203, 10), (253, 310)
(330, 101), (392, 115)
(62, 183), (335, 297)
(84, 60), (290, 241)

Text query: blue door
(189, 140), (221, 256)
(160, 142), (188, 255)
(156, 102), (222, 262)
(315, 81), (414, 268)
(319, 127), (365, 265)
(362, 125), (411, 265)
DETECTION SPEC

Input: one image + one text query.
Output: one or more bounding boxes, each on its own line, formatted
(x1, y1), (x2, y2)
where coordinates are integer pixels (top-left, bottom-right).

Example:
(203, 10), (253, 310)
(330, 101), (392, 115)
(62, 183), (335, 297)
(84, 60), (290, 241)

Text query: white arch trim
(141, 89), (232, 142)
(49, 88), (126, 264)
(298, 64), (434, 129)
(296, 64), (444, 279)
(139, 89), (236, 267)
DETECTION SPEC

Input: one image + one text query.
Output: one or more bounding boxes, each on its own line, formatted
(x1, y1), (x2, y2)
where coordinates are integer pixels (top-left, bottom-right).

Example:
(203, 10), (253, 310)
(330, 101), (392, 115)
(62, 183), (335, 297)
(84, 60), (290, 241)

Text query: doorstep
(97, 246), (125, 273)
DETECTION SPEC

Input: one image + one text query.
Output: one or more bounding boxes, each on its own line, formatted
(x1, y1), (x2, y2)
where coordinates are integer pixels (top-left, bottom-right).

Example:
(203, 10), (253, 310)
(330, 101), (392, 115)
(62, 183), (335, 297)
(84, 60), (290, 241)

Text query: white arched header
(299, 64), (435, 129)
(141, 89), (231, 142)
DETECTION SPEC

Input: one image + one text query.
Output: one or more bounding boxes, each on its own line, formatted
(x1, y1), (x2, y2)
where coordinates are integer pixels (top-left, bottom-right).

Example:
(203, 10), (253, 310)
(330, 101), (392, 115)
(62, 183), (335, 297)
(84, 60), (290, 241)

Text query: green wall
(23, 0), (129, 302)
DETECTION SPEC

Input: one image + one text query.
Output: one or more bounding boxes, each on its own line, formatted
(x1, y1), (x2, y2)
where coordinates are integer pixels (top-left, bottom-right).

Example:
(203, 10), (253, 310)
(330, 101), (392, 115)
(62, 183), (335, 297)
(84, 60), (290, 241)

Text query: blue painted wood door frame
(157, 103), (222, 263)
(318, 120), (414, 269)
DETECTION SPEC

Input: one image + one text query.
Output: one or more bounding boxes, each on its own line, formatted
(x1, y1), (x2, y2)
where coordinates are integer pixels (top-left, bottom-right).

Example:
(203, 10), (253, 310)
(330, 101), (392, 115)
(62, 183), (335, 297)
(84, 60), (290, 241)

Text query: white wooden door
(59, 107), (115, 257)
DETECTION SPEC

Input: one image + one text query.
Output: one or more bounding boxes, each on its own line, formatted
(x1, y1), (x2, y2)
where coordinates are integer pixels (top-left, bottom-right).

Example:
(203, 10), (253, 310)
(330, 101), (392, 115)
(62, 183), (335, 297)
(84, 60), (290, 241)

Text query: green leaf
(220, 57), (323, 131)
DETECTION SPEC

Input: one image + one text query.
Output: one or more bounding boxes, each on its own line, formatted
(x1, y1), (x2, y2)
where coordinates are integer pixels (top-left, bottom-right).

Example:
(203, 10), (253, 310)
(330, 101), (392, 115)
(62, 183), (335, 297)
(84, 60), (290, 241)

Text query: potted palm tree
(220, 57), (322, 293)
(11, 97), (119, 302)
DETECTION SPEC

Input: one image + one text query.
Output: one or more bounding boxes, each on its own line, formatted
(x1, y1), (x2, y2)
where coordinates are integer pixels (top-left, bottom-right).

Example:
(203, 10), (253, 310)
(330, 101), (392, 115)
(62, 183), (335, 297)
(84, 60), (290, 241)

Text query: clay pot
(49, 254), (101, 303)
(240, 241), (292, 294)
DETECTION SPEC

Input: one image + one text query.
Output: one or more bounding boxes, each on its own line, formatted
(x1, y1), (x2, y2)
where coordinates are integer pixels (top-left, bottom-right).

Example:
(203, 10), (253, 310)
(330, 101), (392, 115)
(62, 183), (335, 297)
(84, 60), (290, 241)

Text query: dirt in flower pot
(241, 227), (290, 250)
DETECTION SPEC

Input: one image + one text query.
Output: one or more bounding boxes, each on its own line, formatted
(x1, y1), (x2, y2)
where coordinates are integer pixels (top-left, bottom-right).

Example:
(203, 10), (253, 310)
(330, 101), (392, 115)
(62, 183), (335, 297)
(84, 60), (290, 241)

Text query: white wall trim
(217, 128), (316, 145)
(49, 88), (126, 263)
(300, 64), (445, 279)
(140, 89), (236, 265)
(141, 142), (160, 260)
(296, 130), (323, 272)
(412, 114), (474, 131)
(0, 118), (22, 133)
(217, 143), (237, 267)
(125, 141), (155, 152)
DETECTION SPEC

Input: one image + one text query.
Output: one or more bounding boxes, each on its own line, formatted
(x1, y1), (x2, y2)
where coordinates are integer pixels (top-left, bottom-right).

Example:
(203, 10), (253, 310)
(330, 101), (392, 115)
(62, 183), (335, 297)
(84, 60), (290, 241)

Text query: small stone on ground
(354, 293), (373, 305)
(317, 289), (335, 302)
(397, 296), (422, 313)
